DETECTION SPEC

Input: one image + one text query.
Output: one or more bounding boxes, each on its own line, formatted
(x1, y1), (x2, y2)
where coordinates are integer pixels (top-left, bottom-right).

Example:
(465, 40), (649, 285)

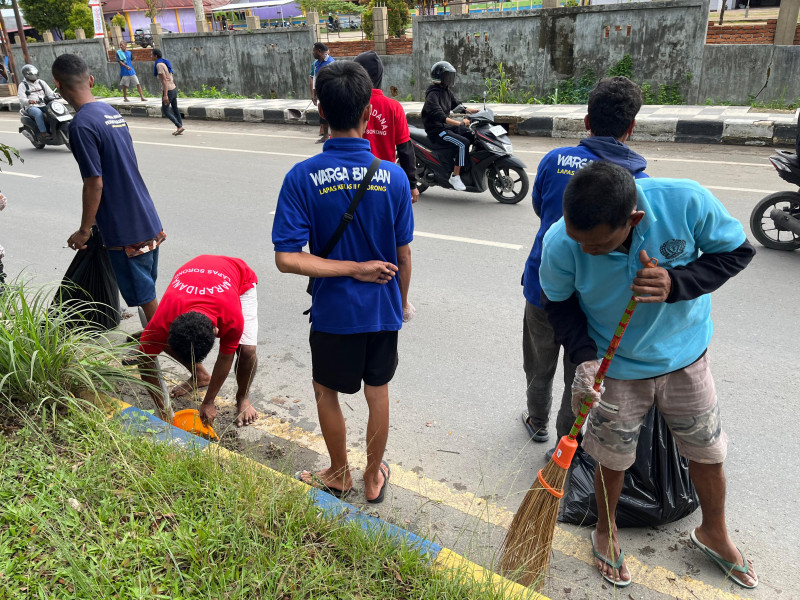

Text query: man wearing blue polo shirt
(309, 42), (334, 143)
(539, 161), (756, 590)
(53, 53), (165, 323)
(116, 41), (146, 102)
(273, 61), (413, 504)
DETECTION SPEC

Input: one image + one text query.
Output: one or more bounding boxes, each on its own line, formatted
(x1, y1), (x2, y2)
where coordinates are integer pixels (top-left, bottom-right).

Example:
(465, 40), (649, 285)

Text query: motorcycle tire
(749, 191), (800, 251)
(488, 161), (529, 204)
(416, 183), (428, 194)
(60, 128), (71, 151)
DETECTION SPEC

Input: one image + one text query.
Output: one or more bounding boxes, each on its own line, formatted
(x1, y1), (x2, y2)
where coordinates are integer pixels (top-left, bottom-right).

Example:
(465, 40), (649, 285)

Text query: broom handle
(567, 258), (658, 440)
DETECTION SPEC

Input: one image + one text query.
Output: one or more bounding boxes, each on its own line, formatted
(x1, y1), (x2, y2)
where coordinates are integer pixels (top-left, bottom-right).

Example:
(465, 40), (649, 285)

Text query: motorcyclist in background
(421, 61), (479, 191)
(17, 64), (56, 139)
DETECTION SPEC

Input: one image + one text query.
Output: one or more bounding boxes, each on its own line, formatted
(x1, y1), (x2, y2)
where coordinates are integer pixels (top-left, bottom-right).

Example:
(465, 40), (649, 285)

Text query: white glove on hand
(571, 359), (604, 417)
(403, 301), (416, 323)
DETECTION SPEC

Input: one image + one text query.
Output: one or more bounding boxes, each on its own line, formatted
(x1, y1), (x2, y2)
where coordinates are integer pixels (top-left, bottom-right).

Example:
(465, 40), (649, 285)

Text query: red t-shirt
(363, 89), (410, 162)
(139, 255), (258, 356)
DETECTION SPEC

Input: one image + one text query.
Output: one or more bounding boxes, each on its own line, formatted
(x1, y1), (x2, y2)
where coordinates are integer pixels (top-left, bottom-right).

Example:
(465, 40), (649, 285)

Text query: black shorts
(310, 330), (399, 394)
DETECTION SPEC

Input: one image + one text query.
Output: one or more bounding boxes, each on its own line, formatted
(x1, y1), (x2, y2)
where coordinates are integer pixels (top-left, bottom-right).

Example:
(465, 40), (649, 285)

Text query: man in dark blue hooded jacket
(520, 76), (647, 447)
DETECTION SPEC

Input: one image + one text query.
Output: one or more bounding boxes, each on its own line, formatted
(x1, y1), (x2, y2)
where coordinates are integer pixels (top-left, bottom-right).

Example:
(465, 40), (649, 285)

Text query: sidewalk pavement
(3, 95), (797, 146)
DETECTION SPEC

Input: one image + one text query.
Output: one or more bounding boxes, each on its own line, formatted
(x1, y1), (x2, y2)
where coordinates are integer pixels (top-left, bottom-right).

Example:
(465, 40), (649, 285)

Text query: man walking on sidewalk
(273, 61), (413, 503)
(153, 49), (184, 135)
(309, 42), (334, 143)
(53, 53), (165, 323)
(521, 76), (647, 448)
(116, 41), (146, 102)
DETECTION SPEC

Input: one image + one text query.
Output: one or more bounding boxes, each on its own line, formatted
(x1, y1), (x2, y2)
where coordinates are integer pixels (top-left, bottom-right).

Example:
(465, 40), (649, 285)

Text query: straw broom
(499, 259), (657, 589)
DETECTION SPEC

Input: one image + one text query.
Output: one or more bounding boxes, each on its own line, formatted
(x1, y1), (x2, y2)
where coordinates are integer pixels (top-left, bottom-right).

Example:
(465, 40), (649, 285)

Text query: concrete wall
(11, 38), (111, 84)
(412, 0), (708, 102)
(697, 44), (800, 105)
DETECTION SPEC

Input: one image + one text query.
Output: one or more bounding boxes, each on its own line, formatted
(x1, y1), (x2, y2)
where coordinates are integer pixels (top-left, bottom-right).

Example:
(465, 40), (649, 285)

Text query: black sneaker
(521, 410), (550, 443)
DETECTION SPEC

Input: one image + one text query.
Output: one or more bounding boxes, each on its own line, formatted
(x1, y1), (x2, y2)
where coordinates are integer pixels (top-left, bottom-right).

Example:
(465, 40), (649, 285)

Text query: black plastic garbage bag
(53, 226), (121, 331)
(559, 405), (699, 528)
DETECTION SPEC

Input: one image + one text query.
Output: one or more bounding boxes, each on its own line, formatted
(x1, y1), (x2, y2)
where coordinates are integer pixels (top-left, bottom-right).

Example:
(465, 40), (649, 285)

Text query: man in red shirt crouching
(138, 255), (259, 427)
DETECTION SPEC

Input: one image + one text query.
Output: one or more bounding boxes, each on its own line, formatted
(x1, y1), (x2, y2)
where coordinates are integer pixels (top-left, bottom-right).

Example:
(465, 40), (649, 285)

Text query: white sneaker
(448, 173), (466, 191)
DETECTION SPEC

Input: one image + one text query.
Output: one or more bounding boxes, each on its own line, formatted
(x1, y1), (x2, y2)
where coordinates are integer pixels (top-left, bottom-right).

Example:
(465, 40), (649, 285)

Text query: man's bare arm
(198, 352), (236, 425)
(396, 244), (411, 310)
(67, 176), (102, 250)
(275, 251), (397, 283)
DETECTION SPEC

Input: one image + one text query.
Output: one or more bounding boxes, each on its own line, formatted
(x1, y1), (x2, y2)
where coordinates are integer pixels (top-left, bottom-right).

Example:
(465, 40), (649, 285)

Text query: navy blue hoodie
(522, 137), (648, 307)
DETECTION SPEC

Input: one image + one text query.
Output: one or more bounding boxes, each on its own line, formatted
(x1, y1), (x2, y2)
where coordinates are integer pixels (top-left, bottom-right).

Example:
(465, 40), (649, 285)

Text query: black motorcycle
(409, 105), (529, 204)
(19, 97), (72, 150)
(750, 150), (800, 251)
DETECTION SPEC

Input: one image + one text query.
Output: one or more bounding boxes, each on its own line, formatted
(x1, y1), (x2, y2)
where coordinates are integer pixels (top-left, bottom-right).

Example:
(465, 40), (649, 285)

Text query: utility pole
(10, 0), (29, 64)
(0, 11), (19, 86)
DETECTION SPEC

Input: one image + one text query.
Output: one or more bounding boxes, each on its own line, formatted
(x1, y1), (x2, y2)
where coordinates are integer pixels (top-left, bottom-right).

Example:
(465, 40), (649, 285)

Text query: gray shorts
(583, 353), (728, 471)
(120, 74), (140, 87)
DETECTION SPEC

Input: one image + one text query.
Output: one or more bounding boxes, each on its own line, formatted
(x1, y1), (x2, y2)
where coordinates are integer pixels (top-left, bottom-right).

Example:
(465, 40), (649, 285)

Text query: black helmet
(21, 64), (39, 83)
(431, 61), (456, 89)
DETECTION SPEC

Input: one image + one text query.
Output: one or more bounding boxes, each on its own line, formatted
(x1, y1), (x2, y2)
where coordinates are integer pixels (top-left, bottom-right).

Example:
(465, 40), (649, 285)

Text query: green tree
(66, 2), (94, 38)
(18, 0), (73, 37)
(362, 0), (409, 39)
(111, 12), (127, 31)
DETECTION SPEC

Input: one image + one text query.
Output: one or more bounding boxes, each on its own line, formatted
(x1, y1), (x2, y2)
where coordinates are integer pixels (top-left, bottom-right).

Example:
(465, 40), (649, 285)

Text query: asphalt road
(1, 114), (797, 600)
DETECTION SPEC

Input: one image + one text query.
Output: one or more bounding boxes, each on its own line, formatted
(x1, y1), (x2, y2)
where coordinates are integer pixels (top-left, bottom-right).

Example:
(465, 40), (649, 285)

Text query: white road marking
(705, 184), (777, 194)
(2, 171), (41, 178)
(128, 124), (319, 141)
(133, 140), (312, 159)
(517, 149), (770, 168)
(525, 172), (776, 194)
(415, 230), (522, 250)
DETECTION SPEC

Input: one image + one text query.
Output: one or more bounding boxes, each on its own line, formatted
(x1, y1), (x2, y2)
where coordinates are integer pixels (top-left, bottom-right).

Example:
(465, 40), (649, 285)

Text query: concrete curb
(2, 96), (796, 147)
(109, 399), (542, 600)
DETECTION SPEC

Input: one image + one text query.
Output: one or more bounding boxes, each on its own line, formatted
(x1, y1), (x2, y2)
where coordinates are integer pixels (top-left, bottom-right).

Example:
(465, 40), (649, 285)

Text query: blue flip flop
(690, 529), (758, 589)
(591, 531), (632, 588)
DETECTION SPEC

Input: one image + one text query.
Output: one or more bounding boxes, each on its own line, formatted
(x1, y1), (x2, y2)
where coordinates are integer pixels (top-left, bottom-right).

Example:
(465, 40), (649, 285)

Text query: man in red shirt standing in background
(354, 52), (418, 204)
(137, 255), (259, 428)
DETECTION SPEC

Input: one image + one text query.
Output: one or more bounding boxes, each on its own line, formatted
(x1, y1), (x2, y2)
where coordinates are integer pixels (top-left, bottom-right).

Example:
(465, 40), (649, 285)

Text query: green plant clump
(0, 408), (511, 599)
(362, 0), (410, 39)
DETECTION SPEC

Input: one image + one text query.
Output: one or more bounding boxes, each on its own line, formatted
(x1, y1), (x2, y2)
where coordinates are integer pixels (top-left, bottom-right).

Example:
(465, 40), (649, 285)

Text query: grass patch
(91, 83), (262, 100)
(0, 281), (149, 409)
(0, 408), (512, 599)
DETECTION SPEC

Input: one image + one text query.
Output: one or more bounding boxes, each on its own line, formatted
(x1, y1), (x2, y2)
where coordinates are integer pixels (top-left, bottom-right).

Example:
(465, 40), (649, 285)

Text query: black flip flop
(366, 460), (390, 504)
(294, 470), (352, 499)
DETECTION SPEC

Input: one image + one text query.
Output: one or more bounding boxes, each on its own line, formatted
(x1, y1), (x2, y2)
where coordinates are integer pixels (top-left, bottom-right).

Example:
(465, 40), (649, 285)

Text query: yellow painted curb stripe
(104, 397), (535, 599)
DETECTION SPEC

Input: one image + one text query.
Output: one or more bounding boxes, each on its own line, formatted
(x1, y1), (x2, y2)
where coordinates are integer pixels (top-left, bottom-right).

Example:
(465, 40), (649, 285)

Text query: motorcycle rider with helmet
(18, 64), (56, 139)
(421, 61), (478, 191)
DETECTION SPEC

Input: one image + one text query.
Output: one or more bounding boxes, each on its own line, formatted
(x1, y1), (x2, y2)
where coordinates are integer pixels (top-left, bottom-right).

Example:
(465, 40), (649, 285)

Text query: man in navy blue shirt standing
(520, 77), (647, 448)
(309, 42), (334, 143)
(273, 61), (414, 504)
(53, 54), (165, 323)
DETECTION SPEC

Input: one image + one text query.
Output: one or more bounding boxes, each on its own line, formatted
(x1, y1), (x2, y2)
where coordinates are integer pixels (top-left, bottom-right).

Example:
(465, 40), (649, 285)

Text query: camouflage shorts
(583, 353), (727, 471)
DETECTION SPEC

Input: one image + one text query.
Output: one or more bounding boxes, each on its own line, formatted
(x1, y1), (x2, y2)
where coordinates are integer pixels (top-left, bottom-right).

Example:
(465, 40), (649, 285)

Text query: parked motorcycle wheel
(487, 161), (529, 204)
(750, 191), (800, 251)
(414, 159), (429, 194)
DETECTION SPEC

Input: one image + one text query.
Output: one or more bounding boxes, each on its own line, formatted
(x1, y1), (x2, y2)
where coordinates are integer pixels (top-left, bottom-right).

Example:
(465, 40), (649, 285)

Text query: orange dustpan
(172, 409), (219, 440)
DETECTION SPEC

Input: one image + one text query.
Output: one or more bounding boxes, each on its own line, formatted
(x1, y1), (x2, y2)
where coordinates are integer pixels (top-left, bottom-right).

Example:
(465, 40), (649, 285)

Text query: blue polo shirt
(539, 178), (746, 380)
(310, 54), (334, 86)
(523, 138), (648, 307)
(69, 102), (162, 247)
(117, 49), (135, 77)
(272, 137), (414, 334)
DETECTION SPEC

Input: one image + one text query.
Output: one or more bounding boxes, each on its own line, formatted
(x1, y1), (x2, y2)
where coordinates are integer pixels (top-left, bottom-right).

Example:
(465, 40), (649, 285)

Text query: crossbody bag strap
(317, 156), (382, 259)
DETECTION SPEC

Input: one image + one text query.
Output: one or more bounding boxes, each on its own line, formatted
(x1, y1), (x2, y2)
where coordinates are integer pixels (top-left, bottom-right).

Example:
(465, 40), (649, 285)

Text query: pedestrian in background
(52, 53), (165, 323)
(116, 41), (146, 102)
(309, 42), (334, 143)
(273, 61), (413, 503)
(152, 49), (183, 136)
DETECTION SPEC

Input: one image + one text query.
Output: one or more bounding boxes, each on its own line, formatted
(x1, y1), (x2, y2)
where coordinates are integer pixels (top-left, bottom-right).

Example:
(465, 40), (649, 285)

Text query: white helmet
(21, 64), (39, 83)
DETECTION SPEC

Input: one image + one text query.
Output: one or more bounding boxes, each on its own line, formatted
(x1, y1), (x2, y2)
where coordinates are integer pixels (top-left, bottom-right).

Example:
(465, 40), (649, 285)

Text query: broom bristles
(499, 459), (569, 589)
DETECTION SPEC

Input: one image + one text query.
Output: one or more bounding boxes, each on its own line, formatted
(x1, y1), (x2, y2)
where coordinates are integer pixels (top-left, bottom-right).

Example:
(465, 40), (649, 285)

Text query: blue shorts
(107, 247), (159, 307)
